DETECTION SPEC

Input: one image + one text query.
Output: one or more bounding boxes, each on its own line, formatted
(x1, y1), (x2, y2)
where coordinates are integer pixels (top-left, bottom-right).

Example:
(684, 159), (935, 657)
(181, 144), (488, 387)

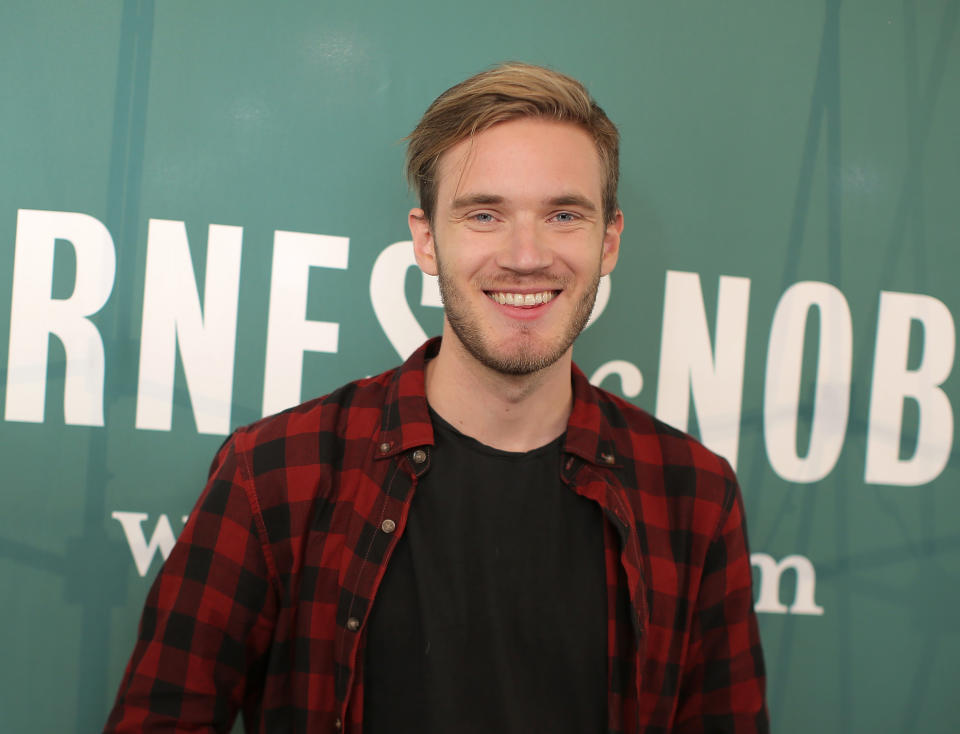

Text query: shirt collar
(375, 338), (438, 459)
(377, 337), (620, 468)
(566, 361), (622, 468)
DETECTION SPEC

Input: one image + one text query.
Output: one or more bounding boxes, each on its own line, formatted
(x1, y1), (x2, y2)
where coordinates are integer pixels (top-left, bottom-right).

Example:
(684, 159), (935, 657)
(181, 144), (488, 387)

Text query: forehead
(434, 118), (603, 205)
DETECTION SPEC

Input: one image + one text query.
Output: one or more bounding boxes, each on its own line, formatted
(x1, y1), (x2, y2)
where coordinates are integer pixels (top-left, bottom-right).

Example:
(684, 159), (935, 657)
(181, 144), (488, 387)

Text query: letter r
(5, 209), (115, 425)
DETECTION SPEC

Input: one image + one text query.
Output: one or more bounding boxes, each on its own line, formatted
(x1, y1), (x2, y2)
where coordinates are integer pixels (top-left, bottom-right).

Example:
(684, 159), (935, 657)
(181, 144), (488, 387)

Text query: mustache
(474, 274), (570, 290)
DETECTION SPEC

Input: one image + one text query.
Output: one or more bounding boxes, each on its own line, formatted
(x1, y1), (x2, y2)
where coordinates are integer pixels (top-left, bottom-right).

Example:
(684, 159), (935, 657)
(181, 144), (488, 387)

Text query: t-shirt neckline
(427, 406), (566, 460)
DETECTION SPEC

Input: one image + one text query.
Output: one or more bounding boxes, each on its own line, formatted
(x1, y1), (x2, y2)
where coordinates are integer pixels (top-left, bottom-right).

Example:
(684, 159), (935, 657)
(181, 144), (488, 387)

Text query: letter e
(261, 231), (349, 415)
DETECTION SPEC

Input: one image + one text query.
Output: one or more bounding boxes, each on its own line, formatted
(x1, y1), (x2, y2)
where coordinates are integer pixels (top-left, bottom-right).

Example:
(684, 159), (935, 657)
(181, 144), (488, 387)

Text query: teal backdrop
(1, 1), (958, 731)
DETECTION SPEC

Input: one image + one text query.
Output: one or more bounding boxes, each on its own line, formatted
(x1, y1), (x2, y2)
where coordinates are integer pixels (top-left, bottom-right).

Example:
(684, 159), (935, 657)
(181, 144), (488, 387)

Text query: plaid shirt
(105, 338), (768, 733)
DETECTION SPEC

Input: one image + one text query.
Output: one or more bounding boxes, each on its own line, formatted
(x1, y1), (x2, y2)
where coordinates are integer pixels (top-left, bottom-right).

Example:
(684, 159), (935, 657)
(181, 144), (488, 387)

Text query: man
(105, 62), (768, 733)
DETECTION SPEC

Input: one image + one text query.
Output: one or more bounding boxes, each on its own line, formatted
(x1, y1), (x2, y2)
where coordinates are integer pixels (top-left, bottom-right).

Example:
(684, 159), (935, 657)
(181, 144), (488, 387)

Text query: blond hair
(405, 62), (620, 224)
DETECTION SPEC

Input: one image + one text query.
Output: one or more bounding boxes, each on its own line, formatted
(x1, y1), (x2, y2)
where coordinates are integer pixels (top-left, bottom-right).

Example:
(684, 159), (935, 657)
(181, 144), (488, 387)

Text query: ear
(600, 210), (624, 276)
(409, 208), (438, 276)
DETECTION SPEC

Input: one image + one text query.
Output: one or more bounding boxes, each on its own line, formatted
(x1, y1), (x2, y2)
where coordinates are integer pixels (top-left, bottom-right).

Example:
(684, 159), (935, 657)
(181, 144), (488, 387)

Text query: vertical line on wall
(73, 1), (156, 731)
(833, 395), (852, 731)
(763, 0), (843, 722)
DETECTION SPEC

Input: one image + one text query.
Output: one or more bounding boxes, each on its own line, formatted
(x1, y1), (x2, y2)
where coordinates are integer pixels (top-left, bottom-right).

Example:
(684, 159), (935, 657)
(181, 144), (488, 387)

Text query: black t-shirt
(363, 409), (607, 733)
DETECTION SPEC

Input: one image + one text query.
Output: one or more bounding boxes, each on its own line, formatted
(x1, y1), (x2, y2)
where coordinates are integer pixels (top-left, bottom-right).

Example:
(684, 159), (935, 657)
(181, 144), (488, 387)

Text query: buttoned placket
(335, 445), (432, 732)
(562, 450), (647, 734)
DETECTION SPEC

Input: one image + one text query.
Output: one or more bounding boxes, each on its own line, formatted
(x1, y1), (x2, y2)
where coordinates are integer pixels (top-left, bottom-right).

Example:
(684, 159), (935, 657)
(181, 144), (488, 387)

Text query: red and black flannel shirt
(105, 338), (768, 733)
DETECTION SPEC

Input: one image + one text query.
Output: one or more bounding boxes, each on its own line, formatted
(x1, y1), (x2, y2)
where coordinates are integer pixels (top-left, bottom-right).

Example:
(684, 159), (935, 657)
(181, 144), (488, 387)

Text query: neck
(424, 329), (573, 453)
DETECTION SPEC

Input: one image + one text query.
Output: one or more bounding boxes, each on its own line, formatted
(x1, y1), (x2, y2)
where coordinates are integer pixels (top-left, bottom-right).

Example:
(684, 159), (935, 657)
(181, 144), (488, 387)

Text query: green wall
(1, 1), (958, 731)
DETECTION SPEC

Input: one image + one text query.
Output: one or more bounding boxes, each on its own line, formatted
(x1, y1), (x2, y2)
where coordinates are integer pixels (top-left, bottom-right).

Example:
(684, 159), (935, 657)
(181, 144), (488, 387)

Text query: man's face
(410, 117), (623, 375)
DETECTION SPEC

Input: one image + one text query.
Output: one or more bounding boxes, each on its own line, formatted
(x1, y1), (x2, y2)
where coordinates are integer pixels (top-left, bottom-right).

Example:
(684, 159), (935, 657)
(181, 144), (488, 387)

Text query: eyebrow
(449, 192), (598, 212)
(545, 194), (598, 212)
(450, 193), (505, 210)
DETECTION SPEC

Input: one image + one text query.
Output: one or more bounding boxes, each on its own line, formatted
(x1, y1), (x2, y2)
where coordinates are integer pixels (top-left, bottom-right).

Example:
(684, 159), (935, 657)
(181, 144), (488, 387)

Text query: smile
(485, 290), (557, 307)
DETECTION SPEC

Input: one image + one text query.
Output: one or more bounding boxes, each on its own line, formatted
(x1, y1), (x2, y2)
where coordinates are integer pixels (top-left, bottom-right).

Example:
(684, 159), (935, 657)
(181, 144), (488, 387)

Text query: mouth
(484, 289), (560, 308)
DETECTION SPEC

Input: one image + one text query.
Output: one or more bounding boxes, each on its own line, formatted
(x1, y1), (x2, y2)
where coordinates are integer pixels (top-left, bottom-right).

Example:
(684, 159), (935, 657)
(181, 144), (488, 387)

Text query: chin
(463, 333), (573, 377)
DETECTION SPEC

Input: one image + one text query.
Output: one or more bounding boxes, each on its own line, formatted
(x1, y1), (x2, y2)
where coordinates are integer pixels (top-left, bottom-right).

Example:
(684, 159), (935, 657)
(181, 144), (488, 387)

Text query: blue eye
(472, 213), (494, 223)
(554, 212), (577, 222)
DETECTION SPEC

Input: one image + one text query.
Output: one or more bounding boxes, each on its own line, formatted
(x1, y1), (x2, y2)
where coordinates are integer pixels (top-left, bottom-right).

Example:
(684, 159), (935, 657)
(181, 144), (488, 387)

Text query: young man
(105, 63), (768, 733)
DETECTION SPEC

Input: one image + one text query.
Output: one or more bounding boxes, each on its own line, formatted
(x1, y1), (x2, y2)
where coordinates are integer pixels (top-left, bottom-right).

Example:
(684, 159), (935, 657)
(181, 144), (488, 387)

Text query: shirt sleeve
(674, 469), (770, 733)
(104, 437), (279, 733)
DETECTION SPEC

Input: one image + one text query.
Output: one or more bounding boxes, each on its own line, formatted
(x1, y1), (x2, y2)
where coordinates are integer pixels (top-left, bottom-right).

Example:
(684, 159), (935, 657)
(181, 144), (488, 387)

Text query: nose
(495, 216), (553, 273)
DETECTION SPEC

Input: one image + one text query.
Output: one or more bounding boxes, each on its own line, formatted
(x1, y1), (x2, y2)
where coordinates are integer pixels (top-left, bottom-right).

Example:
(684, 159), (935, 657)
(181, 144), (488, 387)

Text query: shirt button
(379, 442), (392, 454)
(381, 518), (396, 534)
(346, 616), (360, 631)
(411, 448), (427, 464)
(600, 452), (615, 464)
(334, 717), (342, 730)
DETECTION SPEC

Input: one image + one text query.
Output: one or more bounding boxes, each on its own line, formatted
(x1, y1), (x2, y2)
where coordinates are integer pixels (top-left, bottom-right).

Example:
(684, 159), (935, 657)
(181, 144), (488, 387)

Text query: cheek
(557, 239), (605, 271)
(443, 238), (497, 273)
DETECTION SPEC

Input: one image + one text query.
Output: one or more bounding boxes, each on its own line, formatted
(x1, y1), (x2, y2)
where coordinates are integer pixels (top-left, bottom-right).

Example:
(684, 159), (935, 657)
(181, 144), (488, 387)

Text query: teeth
(487, 290), (555, 306)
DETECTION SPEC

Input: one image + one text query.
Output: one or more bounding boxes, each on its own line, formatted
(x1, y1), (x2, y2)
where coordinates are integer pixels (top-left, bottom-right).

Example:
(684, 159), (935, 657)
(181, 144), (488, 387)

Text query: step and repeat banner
(1, 1), (958, 732)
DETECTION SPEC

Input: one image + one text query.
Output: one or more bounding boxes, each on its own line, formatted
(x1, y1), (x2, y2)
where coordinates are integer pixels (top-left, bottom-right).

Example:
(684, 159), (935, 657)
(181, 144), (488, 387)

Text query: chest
(360, 443), (609, 733)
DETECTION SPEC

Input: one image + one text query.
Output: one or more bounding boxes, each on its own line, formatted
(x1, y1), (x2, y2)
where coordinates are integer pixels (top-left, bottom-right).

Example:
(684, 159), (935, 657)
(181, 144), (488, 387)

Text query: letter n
(655, 270), (750, 468)
(135, 219), (242, 435)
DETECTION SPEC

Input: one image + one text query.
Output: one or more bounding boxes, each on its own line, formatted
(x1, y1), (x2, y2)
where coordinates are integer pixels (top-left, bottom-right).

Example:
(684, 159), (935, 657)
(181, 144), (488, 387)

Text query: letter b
(865, 291), (954, 486)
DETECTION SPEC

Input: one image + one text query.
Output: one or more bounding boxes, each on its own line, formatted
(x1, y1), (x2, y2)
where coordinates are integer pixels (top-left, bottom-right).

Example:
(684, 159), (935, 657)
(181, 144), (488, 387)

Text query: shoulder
(586, 381), (738, 511)
(195, 367), (401, 554)
(213, 367), (398, 478)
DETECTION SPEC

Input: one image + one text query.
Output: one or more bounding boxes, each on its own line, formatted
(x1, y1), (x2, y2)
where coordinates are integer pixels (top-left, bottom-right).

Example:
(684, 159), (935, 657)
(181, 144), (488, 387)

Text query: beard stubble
(435, 249), (601, 376)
